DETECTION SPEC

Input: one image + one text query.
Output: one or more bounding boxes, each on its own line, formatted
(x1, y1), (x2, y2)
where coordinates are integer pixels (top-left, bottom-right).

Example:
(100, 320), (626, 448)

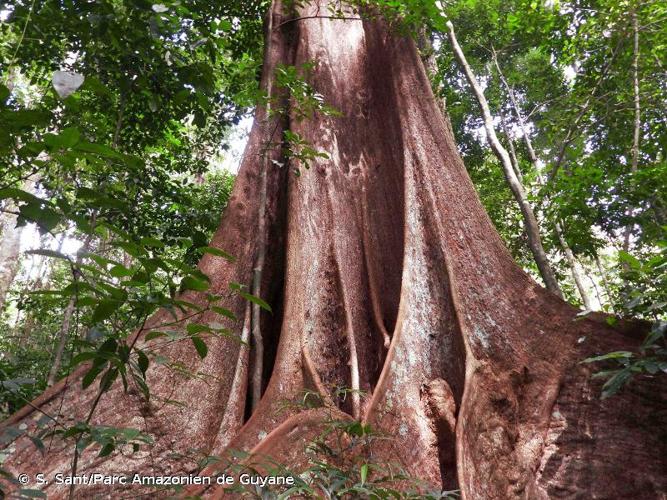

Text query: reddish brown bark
(1, 2), (665, 499)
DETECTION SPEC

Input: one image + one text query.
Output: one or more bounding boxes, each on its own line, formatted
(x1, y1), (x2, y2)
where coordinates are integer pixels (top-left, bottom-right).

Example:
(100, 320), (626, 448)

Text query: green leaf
(618, 251), (641, 270)
(582, 351), (633, 364)
(98, 442), (115, 457)
(28, 435), (46, 455)
(92, 300), (121, 323)
(59, 127), (81, 147)
(99, 368), (119, 392)
(601, 370), (632, 399)
(98, 337), (118, 354)
(211, 306), (236, 321)
(136, 349), (149, 375)
(140, 237), (165, 248)
(132, 371), (150, 401)
(191, 335), (208, 359)
(74, 141), (123, 159)
(144, 331), (168, 341)
(82, 364), (105, 389)
(62, 282), (96, 296)
(173, 299), (203, 312)
(181, 276), (210, 291)
(360, 463), (368, 485)
(605, 316), (619, 327)
(18, 489), (47, 498)
(186, 323), (211, 334)
(113, 241), (145, 258)
(239, 291), (272, 313)
(19, 203), (61, 232)
(70, 351), (98, 367)
(130, 270), (150, 284)
(199, 246), (235, 261)
(109, 264), (133, 278)
(0, 188), (42, 204)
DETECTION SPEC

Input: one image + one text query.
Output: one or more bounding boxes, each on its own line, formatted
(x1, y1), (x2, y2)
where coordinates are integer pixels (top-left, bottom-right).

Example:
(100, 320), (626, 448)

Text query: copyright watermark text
(12, 472), (295, 488)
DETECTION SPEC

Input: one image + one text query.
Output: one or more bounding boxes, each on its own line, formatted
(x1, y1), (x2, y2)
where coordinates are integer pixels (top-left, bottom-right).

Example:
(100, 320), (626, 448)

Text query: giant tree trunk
(1, 3), (665, 498)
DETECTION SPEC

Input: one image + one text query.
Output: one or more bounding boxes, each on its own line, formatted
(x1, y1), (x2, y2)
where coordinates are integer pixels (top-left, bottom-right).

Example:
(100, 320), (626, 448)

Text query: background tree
(433, 0), (667, 315)
(0, 0), (256, 412)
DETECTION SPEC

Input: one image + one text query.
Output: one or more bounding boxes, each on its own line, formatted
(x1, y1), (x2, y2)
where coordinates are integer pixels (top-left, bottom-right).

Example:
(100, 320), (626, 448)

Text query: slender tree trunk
(555, 222), (593, 310)
(0, 209), (23, 312)
(446, 21), (562, 297)
(622, 9), (641, 256)
(1, 3), (664, 498)
(46, 233), (94, 386)
(17, 239), (54, 347)
(498, 107), (524, 184)
(46, 296), (76, 386)
(595, 255), (615, 307)
(0, 177), (40, 313)
(586, 264), (605, 310)
(491, 48), (594, 309)
(416, 29), (455, 137)
(491, 50), (538, 168)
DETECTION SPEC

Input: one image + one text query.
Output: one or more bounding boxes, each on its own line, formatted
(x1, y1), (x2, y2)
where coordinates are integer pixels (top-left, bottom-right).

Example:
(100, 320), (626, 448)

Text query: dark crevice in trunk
(243, 161), (289, 423)
(356, 21), (408, 393)
(422, 206), (467, 410)
(422, 378), (458, 490)
(260, 168), (289, 395)
(307, 246), (354, 415)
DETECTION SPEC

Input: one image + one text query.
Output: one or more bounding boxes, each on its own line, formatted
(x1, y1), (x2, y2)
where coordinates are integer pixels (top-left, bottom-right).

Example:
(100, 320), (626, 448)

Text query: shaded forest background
(0, 0), (665, 488)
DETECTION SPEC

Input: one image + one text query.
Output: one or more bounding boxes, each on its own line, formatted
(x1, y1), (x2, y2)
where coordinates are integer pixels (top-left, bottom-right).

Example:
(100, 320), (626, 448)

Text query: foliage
(0, 1), (266, 492)
(431, 0), (667, 314)
(583, 320), (667, 399)
(616, 243), (667, 317)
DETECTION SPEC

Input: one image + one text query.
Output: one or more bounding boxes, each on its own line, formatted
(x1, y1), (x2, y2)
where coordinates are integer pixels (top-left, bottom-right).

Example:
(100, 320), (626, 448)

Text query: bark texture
(1, 3), (665, 499)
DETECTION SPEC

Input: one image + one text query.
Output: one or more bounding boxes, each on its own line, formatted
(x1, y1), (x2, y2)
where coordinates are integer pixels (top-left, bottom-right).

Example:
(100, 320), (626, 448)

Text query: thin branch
(492, 47), (593, 309)
(546, 36), (625, 182)
(112, 93), (126, 149)
(7, 0), (37, 71)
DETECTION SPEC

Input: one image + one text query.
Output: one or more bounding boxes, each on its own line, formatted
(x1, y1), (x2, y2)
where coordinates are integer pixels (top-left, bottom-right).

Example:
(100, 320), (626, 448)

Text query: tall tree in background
(445, 20), (563, 297)
(0, 203), (24, 311)
(0, 175), (35, 313)
(435, 0), (666, 313)
(1, 1), (665, 499)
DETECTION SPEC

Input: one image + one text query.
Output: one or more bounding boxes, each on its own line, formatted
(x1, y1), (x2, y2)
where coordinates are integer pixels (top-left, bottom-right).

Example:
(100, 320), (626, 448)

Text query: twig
(546, 36), (624, 182)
